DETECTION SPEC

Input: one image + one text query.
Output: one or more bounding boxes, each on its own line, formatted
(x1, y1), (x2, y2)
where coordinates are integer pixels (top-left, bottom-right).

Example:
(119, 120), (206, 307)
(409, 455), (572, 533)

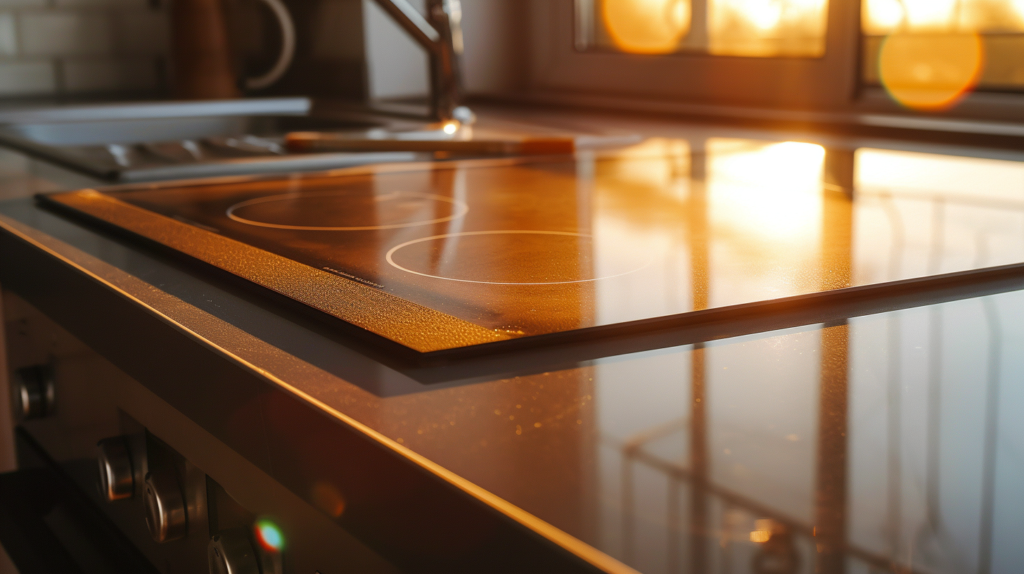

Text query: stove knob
(144, 470), (187, 542)
(96, 437), (134, 501)
(13, 365), (54, 420)
(208, 529), (260, 574)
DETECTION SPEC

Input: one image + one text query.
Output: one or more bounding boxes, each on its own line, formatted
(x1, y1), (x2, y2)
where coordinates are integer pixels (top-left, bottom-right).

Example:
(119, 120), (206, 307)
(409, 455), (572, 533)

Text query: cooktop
(40, 138), (1024, 358)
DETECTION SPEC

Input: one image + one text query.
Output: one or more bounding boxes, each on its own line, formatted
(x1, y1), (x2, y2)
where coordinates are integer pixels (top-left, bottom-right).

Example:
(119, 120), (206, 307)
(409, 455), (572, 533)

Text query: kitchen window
(525, 0), (1024, 121)
(861, 0), (1024, 109)
(576, 0), (830, 57)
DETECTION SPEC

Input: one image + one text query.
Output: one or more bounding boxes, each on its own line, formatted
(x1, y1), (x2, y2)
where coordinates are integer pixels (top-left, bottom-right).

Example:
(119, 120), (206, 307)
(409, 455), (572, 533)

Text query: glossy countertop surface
(42, 131), (1024, 355)
(2, 106), (1024, 573)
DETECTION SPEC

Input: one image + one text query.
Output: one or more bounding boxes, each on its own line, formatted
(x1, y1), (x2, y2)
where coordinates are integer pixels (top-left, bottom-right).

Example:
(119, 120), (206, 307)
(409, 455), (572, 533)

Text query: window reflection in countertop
(369, 289), (1024, 573)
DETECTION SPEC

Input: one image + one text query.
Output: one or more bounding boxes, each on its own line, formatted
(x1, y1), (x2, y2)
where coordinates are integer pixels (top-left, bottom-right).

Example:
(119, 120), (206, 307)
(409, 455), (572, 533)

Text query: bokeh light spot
(879, 32), (985, 111)
(310, 481), (347, 518)
(254, 520), (284, 552)
(602, 0), (691, 54)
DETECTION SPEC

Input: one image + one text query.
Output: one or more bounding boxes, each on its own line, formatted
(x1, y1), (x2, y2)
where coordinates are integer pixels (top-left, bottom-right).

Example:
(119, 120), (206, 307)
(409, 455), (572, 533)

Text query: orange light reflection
(879, 32), (984, 111)
(864, 0), (1024, 34)
(853, 147), (1024, 284)
(592, 138), (691, 322)
(862, 0), (1024, 109)
(602, 0), (692, 54)
(709, 140), (825, 243)
(709, 0), (829, 57)
(706, 139), (826, 307)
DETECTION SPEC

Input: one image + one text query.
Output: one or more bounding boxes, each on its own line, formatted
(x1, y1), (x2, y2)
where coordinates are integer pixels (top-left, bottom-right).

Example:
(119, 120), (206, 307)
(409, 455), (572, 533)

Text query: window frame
(523, 0), (1024, 123)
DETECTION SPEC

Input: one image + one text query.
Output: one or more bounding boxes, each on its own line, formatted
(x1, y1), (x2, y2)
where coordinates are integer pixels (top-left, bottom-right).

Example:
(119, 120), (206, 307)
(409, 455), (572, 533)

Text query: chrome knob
(13, 365), (54, 420)
(208, 529), (260, 574)
(96, 437), (134, 501)
(144, 470), (187, 542)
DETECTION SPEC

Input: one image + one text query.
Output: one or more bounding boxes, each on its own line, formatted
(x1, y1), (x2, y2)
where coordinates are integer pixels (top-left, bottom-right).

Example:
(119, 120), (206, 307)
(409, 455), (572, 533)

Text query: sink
(0, 98), (419, 182)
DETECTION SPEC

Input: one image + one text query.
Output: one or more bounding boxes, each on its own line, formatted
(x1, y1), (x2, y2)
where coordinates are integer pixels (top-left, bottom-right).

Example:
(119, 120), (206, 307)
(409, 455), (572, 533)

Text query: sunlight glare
(709, 0), (828, 57)
(602, 0), (692, 54)
(865, 0), (1024, 33)
(901, 0), (959, 31)
(879, 32), (984, 110)
(709, 140), (825, 243)
(862, 0), (905, 34)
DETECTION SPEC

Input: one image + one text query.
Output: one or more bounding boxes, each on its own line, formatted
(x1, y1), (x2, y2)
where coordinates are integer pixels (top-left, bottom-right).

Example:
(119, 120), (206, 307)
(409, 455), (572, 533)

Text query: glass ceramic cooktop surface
(43, 138), (1024, 354)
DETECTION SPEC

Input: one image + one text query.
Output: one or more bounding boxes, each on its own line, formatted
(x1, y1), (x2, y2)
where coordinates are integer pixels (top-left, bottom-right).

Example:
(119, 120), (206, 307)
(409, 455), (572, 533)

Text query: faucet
(372, 0), (473, 124)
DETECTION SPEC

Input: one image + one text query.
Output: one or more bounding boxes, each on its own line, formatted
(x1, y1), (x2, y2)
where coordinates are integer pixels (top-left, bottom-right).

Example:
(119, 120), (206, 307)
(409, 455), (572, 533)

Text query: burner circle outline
(385, 230), (652, 285)
(226, 190), (469, 231)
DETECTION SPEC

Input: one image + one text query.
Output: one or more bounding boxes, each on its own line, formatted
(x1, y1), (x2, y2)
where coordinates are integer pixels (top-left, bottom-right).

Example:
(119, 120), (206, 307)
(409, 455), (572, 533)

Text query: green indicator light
(255, 520), (284, 552)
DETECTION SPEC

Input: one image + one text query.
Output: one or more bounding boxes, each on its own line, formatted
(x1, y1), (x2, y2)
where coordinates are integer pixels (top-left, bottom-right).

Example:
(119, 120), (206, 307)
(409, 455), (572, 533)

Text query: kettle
(169, 0), (295, 99)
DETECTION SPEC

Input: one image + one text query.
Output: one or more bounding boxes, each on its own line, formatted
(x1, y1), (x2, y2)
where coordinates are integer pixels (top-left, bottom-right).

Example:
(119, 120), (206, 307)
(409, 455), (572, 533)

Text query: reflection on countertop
(343, 291), (1024, 574)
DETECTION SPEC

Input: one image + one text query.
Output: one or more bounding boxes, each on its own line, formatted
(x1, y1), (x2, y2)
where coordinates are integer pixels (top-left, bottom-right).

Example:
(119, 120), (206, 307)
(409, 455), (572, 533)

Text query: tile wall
(0, 0), (168, 97)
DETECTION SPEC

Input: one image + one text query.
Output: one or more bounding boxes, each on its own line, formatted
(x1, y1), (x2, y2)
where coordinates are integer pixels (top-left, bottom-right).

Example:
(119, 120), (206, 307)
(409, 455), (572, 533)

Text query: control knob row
(96, 435), (281, 573)
(95, 435), (187, 543)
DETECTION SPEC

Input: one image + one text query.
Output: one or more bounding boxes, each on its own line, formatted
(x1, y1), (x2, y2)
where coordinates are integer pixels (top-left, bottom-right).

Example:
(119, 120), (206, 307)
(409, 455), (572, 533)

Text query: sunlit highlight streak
(879, 32), (985, 111)
(856, 147), (1024, 203)
(708, 140), (825, 244)
(602, 0), (691, 54)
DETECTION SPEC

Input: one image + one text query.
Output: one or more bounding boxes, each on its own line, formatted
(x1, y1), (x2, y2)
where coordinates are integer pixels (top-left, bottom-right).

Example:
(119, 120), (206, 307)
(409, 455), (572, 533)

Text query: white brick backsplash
(113, 9), (167, 54)
(0, 12), (16, 55)
(0, 60), (55, 95)
(62, 57), (156, 92)
(0, 1), (167, 97)
(20, 11), (114, 56)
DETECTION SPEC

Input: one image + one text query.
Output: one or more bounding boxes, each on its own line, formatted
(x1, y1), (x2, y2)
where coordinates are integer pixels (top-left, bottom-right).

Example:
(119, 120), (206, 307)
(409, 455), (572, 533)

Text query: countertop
(2, 105), (1024, 574)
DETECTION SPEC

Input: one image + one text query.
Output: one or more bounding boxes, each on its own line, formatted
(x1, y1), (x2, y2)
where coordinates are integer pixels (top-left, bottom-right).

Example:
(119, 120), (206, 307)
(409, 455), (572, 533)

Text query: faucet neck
(373, 0), (468, 123)
(427, 0), (464, 122)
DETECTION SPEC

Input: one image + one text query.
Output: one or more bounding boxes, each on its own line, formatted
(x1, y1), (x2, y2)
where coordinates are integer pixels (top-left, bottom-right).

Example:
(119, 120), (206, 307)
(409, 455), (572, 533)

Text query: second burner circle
(385, 230), (651, 285)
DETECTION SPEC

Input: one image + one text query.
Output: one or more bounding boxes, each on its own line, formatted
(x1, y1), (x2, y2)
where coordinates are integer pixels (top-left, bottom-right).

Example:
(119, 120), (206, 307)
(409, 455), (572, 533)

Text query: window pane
(577, 0), (830, 57)
(708, 0), (829, 56)
(862, 0), (1024, 109)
